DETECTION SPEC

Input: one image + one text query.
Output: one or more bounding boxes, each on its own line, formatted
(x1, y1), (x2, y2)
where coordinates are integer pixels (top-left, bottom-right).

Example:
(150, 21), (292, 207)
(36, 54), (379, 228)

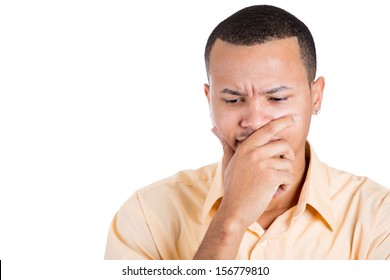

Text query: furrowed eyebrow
(263, 85), (292, 94)
(220, 88), (247, 96)
(220, 86), (292, 96)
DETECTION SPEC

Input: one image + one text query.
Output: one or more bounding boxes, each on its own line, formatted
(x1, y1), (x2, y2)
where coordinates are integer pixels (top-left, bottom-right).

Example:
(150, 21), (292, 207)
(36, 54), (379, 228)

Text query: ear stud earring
(314, 109), (320, 115)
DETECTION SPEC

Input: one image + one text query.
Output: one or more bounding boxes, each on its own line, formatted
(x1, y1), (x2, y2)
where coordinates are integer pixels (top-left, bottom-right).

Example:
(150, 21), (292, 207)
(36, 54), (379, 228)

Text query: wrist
(213, 205), (249, 236)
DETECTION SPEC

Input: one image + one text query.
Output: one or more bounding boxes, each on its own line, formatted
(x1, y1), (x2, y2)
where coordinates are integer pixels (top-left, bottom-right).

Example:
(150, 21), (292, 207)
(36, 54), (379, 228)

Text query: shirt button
(260, 240), (267, 247)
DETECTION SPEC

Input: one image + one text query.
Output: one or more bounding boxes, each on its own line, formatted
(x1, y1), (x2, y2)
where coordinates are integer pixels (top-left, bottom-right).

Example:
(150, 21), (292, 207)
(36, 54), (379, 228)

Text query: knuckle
(247, 149), (259, 162)
(277, 139), (291, 150)
(267, 170), (279, 182)
(237, 144), (249, 154)
(264, 124), (277, 137)
(258, 160), (268, 170)
(284, 158), (294, 168)
(285, 173), (294, 184)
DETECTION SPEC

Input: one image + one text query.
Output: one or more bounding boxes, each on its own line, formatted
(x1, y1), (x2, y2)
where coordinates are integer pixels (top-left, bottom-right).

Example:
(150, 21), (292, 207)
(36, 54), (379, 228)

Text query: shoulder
(324, 164), (390, 214)
(122, 162), (219, 212)
(326, 165), (390, 197)
(323, 164), (390, 259)
(138, 162), (218, 195)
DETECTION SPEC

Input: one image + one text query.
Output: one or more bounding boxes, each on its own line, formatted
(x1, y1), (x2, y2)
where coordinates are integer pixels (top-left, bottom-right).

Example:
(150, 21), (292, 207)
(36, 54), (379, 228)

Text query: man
(105, 5), (390, 259)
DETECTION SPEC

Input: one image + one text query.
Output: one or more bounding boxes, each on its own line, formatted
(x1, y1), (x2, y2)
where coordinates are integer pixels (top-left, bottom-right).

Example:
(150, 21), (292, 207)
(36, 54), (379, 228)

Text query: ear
(311, 76), (325, 115)
(204, 83), (211, 105)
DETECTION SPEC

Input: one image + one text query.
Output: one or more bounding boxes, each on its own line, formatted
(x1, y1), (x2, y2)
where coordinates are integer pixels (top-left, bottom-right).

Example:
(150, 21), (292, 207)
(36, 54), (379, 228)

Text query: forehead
(208, 37), (306, 83)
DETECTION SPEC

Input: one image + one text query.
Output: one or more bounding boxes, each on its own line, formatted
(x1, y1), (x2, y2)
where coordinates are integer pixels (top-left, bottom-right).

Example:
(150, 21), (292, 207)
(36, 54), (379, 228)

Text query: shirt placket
(245, 209), (294, 259)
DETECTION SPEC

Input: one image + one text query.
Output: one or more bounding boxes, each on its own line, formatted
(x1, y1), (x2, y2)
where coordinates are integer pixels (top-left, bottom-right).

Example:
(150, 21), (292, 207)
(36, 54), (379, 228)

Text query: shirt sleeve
(367, 192), (390, 260)
(104, 193), (161, 260)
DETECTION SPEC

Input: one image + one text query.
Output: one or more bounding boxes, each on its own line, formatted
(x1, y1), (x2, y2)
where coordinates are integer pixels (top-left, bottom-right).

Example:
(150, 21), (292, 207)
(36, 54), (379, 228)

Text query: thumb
(211, 127), (235, 172)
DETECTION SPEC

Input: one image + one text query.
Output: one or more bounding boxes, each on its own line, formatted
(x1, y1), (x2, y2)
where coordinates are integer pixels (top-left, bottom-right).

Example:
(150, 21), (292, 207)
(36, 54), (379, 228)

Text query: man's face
(205, 37), (323, 157)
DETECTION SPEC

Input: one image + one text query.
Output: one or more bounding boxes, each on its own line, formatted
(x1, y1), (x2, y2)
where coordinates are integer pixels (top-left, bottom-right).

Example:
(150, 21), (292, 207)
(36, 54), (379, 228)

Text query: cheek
(268, 103), (311, 143)
(211, 108), (235, 136)
(210, 102), (239, 144)
(269, 95), (312, 124)
(267, 101), (307, 120)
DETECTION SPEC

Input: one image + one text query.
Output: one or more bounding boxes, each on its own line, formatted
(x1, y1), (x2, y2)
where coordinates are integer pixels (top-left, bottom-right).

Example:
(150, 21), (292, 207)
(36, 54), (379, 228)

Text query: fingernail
(292, 115), (301, 123)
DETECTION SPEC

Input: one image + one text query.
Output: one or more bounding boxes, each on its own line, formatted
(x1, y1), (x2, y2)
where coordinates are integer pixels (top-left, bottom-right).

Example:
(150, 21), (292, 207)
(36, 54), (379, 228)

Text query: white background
(1, 0), (389, 278)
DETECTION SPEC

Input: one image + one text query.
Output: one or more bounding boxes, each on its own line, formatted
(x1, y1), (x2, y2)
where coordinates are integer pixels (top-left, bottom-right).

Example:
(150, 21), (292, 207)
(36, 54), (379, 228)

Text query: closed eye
(223, 98), (244, 104)
(268, 97), (288, 102)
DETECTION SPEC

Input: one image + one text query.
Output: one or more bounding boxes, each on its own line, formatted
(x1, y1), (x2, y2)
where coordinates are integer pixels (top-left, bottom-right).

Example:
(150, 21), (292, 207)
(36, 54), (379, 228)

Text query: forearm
(193, 210), (247, 260)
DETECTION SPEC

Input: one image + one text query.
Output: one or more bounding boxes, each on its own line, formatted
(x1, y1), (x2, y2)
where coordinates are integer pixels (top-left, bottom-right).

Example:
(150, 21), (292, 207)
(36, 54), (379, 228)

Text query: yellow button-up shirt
(104, 144), (390, 259)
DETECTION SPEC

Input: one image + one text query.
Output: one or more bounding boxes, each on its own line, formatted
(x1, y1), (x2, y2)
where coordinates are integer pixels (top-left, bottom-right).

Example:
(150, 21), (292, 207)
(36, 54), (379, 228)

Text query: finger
(274, 183), (293, 198)
(269, 168), (294, 186)
(258, 158), (294, 173)
(221, 140), (234, 172)
(266, 140), (295, 161)
(246, 114), (301, 147)
(254, 139), (295, 162)
(211, 127), (234, 172)
(270, 171), (294, 197)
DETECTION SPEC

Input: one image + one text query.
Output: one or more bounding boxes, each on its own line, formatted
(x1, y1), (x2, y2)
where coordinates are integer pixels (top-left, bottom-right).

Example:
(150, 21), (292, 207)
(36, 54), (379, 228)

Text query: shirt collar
(298, 143), (335, 230)
(201, 142), (335, 231)
(202, 160), (224, 221)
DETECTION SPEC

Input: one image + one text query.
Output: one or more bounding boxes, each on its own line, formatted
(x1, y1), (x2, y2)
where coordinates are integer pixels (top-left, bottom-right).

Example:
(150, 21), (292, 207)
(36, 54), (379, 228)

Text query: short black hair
(205, 5), (317, 82)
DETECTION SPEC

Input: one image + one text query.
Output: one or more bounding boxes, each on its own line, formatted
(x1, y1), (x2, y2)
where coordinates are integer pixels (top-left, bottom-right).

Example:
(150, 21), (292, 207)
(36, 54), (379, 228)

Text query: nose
(239, 102), (271, 131)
